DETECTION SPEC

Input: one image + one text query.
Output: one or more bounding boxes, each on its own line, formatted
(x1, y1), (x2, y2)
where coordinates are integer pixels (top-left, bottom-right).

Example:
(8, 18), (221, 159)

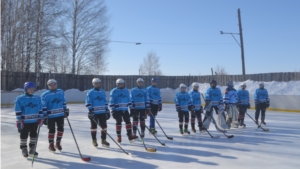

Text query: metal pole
(238, 8), (246, 79)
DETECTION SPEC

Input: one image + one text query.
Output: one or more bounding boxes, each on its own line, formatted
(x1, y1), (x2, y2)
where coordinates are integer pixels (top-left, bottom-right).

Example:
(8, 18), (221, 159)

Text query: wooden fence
(1, 71), (300, 91)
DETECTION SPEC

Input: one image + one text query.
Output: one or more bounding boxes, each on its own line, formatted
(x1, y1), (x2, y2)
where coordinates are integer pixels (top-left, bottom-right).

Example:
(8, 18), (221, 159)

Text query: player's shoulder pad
(41, 90), (51, 97)
(15, 94), (26, 101)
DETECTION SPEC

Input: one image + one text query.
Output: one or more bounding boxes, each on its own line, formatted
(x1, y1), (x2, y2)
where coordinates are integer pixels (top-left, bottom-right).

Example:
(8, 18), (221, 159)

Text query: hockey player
(174, 84), (193, 135)
(130, 78), (150, 138)
(189, 82), (205, 133)
(236, 82), (250, 128)
(147, 77), (162, 135)
(223, 80), (239, 129)
(86, 78), (110, 148)
(109, 78), (137, 143)
(203, 80), (223, 128)
(15, 82), (43, 158)
(254, 82), (270, 126)
(41, 79), (69, 152)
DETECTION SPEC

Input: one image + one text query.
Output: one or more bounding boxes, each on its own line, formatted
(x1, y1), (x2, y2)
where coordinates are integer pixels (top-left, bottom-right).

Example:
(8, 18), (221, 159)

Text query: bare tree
(215, 65), (228, 75)
(139, 51), (163, 75)
(61, 0), (109, 75)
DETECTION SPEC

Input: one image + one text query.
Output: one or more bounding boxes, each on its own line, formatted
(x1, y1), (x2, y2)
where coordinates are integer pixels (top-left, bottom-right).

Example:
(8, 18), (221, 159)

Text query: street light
(220, 8), (245, 79)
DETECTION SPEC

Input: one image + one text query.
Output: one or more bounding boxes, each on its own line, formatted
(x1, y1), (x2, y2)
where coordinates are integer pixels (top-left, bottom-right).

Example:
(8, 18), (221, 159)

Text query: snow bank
(161, 80), (300, 95)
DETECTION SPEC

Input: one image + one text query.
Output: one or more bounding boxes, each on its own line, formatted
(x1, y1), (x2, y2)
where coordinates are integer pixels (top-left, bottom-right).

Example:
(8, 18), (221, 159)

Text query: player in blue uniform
(15, 82), (43, 157)
(174, 84), (193, 135)
(203, 80), (223, 126)
(223, 81), (239, 129)
(109, 78), (137, 143)
(236, 83), (250, 128)
(41, 79), (69, 152)
(254, 82), (270, 126)
(146, 77), (162, 134)
(86, 78), (110, 148)
(130, 78), (150, 138)
(189, 82), (205, 133)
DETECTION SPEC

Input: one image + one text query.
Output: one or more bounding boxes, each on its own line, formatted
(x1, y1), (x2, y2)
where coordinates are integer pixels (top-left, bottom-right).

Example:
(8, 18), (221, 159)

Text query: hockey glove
(145, 108), (151, 116)
(266, 102), (270, 108)
(200, 106), (204, 114)
(247, 103), (251, 109)
(88, 109), (94, 120)
(16, 120), (24, 132)
(43, 117), (48, 125)
(225, 104), (229, 112)
(188, 105), (194, 111)
(111, 110), (116, 119)
(106, 108), (110, 120)
(37, 118), (43, 127)
(129, 109), (136, 117)
(158, 104), (162, 111)
(205, 100), (211, 108)
(176, 105), (181, 112)
(64, 108), (69, 118)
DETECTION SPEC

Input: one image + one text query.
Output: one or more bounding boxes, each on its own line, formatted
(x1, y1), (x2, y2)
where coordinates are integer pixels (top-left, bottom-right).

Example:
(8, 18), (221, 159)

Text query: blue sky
(104, 0), (300, 76)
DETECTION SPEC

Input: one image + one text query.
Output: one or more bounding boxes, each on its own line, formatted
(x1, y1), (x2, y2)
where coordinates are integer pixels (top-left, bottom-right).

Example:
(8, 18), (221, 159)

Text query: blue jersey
(254, 88), (269, 103)
(109, 87), (131, 111)
(237, 89), (250, 105)
(147, 85), (162, 105)
(14, 94), (43, 124)
(85, 88), (108, 114)
(223, 87), (238, 104)
(130, 87), (150, 109)
(41, 89), (67, 119)
(174, 92), (192, 112)
(189, 90), (202, 110)
(205, 87), (223, 106)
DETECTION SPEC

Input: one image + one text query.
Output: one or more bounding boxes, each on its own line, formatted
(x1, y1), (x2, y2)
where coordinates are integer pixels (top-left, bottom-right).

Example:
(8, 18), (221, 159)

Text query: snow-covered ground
(161, 80), (300, 95)
(1, 104), (300, 169)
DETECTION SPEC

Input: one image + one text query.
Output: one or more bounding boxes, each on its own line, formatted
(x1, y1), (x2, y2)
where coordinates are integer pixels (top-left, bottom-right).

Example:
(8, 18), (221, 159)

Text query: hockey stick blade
(258, 125), (269, 132)
(167, 136), (173, 140)
(81, 157), (91, 162)
(226, 134), (234, 138)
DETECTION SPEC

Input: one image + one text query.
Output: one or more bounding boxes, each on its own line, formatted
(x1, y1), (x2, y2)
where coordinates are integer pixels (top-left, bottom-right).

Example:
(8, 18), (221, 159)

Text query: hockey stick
(66, 117), (91, 162)
(92, 117), (131, 155)
(136, 127), (157, 152)
(145, 125), (166, 146)
(210, 115), (234, 138)
(245, 112), (269, 132)
(201, 93), (234, 138)
(31, 125), (41, 167)
(149, 111), (173, 140)
(204, 127), (220, 139)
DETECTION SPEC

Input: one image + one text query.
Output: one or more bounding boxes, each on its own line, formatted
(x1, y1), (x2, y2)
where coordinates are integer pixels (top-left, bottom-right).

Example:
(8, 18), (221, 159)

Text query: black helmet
(210, 80), (217, 85)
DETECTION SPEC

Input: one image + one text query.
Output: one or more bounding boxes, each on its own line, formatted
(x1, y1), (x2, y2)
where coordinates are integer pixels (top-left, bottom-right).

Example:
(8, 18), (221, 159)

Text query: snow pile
(161, 80), (300, 95)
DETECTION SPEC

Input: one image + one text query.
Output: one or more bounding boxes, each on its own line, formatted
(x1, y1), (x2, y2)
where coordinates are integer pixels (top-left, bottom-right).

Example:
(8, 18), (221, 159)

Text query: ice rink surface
(1, 104), (300, 169)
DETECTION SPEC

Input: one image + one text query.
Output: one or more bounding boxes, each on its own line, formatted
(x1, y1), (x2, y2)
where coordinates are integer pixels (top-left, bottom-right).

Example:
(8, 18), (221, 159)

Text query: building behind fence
(1, 71), (300, 91)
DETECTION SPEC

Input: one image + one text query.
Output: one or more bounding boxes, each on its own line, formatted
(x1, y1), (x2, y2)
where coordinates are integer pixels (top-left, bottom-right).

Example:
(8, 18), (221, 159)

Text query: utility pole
(238, 8), (246, 79)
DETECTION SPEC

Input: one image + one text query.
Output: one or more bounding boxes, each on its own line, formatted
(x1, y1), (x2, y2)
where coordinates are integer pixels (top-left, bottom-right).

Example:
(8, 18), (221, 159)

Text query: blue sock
(150, 116), (155, 128)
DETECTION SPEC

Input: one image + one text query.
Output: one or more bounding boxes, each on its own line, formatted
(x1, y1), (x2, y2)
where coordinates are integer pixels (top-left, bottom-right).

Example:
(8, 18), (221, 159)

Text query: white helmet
(116, 78), (125, 85)
(192, 82), (200, 88)
(240, 82), (246, 87)
(92, 78), (101, 84)
(47, 79), (57, 85)
(136, 78), (144, 83)
(179, 83), (187, 88)
(259, 82), (264, 86)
